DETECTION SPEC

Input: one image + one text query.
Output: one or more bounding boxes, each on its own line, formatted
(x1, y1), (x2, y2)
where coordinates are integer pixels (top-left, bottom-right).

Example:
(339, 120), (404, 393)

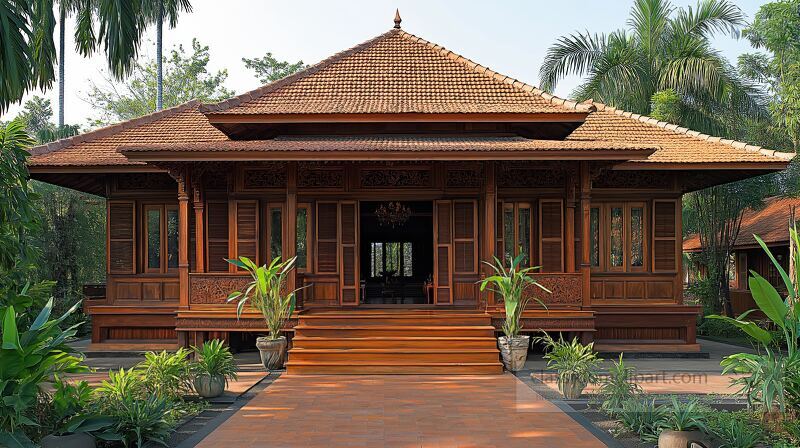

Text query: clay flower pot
(498, 335), (530, 371)
(194, 373), (226, 398)
(256, 336), (288, 370)
(657, 430), (710, 448)
(559, 375), (588, 400)
(41, 433), (95, 448)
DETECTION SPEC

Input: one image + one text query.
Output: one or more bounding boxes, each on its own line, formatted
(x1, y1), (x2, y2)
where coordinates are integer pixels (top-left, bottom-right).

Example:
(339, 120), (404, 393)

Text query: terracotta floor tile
(195, 374), (605, 448)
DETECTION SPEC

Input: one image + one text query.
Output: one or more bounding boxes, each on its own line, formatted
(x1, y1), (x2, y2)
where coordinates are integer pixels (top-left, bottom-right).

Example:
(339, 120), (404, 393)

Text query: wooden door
(339, 201), (359, 305)
(434, 200), (453, 305)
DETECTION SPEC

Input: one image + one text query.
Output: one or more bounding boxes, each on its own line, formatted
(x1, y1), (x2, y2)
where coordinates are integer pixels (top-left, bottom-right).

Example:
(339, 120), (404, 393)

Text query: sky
(2, 0), (769, 127)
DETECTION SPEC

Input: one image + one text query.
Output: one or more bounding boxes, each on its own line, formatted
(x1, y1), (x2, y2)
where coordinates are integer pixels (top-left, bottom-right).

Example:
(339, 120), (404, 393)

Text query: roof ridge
(582, 99), (796, 162)
(200, 29), (401, 114)
(396, 30), (595, 113)
(29, 100), (202, 157)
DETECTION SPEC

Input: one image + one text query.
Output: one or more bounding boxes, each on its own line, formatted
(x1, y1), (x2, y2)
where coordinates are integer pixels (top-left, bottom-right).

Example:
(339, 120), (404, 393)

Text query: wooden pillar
(285, 162), (298, 298)
(178, 170), (190, 310)
(565, 168), (577, 273)
(482, 161), (497, 308)
(579, 161), (591, 308)
(192, 178), (205, 273)
(675, 194), (684, 305)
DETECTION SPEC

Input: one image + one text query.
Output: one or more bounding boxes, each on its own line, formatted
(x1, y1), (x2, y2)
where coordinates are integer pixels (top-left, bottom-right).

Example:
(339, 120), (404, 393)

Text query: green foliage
(706, 410), (765, 448)
(650, 89), (683, 124)
(0, 298), (86, 447)
(617, 396), (668, 442)
(698, 315), (746, 339)
(136, 348), (192, 401)
(227, 256), (301, 340)
(540, 0), (765, 136)
(43, 379), (116, 438)
(107, 394), (173, 448)
(191, 339), (238, 386)
(658, 396), (708, 432)
(0, 0), (156, 113)
(242, 52), (306, 84)
(534, 332), (603, 396)
(87, 38), (234, 126)
(595, 354), (643, 416)
(478, 254), (549, 338)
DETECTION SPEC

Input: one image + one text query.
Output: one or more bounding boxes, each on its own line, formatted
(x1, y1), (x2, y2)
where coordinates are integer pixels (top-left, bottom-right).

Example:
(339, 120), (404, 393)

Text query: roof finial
(393, 9), (402, 28)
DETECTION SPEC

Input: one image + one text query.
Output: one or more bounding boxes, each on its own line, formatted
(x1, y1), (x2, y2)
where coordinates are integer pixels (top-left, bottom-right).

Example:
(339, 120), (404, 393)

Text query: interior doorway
(359, 201), (434, 305)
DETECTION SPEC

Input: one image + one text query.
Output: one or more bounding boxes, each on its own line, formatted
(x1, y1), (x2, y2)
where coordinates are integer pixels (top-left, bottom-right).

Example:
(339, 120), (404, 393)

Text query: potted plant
(657, 396), (710, 448)
(41, 379), (116, 448)
(227, 256), (302, 371)
(534, 332), (602, 399)
(478, 254), (549, 371)
(191, 339), (239, 398)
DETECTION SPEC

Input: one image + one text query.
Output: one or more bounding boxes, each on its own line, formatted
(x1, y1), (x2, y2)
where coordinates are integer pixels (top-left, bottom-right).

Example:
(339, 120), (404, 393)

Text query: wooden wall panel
(339, 201), (359, 305)
(653, 200), (678, 272)
(539, 199), (564, 272)
(108, 201), (136, 274)
(434, 200), (453, 304)
(234, 200), (259, 263)
(453, 200), (478, 274)
(206, 201), (229, 272)
(316, 202), (338, 274)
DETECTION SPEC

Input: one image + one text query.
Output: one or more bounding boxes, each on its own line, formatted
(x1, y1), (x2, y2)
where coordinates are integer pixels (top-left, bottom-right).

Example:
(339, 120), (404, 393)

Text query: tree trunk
(58, 5), (65, 128)
(156, 0), (164, 111)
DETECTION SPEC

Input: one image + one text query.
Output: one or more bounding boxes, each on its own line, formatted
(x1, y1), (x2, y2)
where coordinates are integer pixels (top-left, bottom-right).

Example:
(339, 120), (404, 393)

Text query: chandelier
(375, 202), (411, 228)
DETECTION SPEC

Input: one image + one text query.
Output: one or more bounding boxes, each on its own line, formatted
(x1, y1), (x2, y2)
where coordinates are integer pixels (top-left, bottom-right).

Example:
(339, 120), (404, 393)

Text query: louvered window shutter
(653, 200), (678, 272)
(108, 201), (136, 274)
(234, 200), (259, 264)
(206, 201), (229, 272)
(434, 200), (453, 304)
(539, 199), (564, 272)
(316, 202), (338, 274)
(453, 200), (477, 274)
(339, 202), (358, 305)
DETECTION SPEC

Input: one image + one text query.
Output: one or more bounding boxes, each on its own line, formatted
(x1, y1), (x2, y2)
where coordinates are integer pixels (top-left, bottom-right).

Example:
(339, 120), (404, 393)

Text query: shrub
(44, 379), (116, 438)
(136, 348), (192, 400)
(111, 394), (173, 448)
(595, 354), (643, 416)
(617, 396), (667, 442)
(658, 396), (707, 433)
(534, 332), (602, 398)
(191, 339), (238, 386)
(698, 317), (746, 339)
(706, 411), (764, 448)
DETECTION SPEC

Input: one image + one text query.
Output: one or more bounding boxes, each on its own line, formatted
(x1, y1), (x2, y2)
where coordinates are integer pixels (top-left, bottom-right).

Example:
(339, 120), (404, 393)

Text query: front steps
(285, 310), (503, 375)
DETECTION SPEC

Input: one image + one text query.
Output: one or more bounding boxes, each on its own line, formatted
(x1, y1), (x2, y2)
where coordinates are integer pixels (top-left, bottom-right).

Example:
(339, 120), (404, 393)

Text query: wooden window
(653, 200), (678, 272)
(629, 204), (645, 271)
(434, 200), (453, 304)
(268, 205), (283, 262)
(339, 201), (358, 305)
(142, 204), (178, 274)
(206, 201), (229, 272)
(316, 202), (338, 273)
(608, 204), (625, 270)
(233, 200), (259, 266)
(589, 207), (601, 268)
(500, 202), (534, 267)
(453, 200), (477, 274)
(539, 199), (564, 272)
(108, 201), (135, 274)
(296, 204), (312, 271)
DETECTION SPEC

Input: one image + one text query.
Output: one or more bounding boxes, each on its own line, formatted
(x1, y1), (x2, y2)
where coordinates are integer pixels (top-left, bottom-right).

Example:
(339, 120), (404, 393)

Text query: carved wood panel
(360, 168), (432, 188)
(189, 275), (251, 304)
(528, 273), (583, 306)
(446, 168), (482, 188)
(298, 167), (345, 189)
(593, 170), (673, 189)
(240, 164), (287, 190)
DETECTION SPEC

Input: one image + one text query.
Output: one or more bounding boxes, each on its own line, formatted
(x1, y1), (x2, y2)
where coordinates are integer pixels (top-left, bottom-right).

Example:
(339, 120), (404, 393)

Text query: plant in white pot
(534, 332), (602, 399)
(478, 254), (549, 371)
(191, 339), (238, 398)
(227, 256), (302, 371)
(657, 396), (710, 448)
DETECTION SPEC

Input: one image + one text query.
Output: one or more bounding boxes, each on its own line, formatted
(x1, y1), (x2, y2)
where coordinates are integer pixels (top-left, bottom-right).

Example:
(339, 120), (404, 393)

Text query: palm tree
(539, 0), (766, 134)
(144, 0), (192, 110)
(0, 0), (149, 113)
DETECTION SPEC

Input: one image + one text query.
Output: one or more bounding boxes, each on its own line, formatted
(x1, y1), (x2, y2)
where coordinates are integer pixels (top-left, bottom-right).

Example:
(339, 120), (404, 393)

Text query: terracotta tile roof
(683, 196), (800, 251)
(568, 102), (794, 164)
(201, 29), (594, 116)
(119, 135), (657, 158)
(28, 101), (227, 167)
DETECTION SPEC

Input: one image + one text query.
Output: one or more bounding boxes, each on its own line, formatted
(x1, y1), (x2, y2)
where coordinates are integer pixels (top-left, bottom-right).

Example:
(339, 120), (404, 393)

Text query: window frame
(500, 201), (534, 267)
(296, 203), (313, 273)
(590, 202), (649, 274)
(142, 203), (178, 274)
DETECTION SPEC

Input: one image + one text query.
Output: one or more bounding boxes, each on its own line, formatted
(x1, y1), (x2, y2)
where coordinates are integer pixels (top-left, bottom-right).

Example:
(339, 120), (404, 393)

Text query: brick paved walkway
(195, 373), (605, 447)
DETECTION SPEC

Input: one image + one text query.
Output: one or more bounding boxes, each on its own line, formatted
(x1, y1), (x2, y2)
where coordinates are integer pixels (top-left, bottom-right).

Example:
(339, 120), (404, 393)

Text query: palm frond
(538, 30), (606, 93)
(30, 0), (56, 90)
(669, 0), (744, 40)
(96, 0), (147, 79)
(0, 0), (34, 112)
(627, 0), (673, 60)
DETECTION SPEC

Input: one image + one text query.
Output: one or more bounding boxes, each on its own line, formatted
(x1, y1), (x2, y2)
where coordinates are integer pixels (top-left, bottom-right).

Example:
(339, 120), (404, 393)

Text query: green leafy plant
(0, 298), (86, 447)
(595, 354), (643, 416)
(708, 226), (800, 416)
(110, 394), (174, 448)
(617, 396), (668, 442)
(191, 339), (238, 386)
(534, 332), (602, 398)
(659, 396), (708, 433)
(227, 256), (302, 340)
(478, 254), (549, 338)
(707, 411), (764, 448)
(45, 379), (117, 439)
(136, 348), (192, 400)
